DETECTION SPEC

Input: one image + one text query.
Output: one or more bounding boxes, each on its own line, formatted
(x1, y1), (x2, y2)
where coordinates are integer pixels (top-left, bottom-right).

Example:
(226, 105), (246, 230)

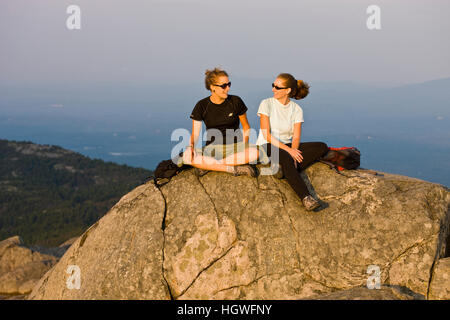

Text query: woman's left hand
(287, 147), (303, 165)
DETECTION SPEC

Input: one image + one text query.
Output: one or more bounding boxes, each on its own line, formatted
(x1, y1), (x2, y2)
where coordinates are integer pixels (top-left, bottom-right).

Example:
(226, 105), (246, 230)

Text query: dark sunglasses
(213, 82), (231, 89)
(272, 83), (288, 90)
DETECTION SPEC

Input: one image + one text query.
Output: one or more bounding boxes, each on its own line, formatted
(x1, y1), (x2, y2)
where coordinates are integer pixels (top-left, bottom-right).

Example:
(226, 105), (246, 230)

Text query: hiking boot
(193, 167), (209, 177)
(233, 165), (257, 177)
(302, 195), (320, 211)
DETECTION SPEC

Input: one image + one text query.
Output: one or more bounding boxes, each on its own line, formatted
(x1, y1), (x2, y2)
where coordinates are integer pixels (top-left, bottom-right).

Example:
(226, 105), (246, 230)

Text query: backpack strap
(329, 147), (355, 151)
(319, 159), (343, 174)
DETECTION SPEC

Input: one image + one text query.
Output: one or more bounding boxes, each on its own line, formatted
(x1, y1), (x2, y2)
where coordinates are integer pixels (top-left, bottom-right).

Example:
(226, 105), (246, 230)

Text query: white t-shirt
(256, 97), (304, 145)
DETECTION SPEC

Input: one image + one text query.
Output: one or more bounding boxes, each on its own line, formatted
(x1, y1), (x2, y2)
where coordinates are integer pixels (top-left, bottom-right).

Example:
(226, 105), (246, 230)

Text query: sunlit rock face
(29, 164), (450, 300)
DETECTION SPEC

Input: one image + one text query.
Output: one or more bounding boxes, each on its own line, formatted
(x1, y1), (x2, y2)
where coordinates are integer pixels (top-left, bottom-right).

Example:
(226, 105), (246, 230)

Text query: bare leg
(183, 152), (233, 173)
(220, 147), (259, 166)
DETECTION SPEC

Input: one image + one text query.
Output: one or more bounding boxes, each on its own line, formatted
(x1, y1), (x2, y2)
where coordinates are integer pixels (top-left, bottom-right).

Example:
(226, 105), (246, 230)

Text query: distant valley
(0, 139), (153, 246)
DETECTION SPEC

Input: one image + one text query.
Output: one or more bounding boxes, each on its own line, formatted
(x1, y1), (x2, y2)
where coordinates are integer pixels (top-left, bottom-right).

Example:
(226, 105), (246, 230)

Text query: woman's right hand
(287, 147), (303, 164)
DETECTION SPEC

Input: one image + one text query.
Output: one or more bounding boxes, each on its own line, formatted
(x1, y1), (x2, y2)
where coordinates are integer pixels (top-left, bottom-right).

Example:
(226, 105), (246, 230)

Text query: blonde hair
(204, 67), (229, 91)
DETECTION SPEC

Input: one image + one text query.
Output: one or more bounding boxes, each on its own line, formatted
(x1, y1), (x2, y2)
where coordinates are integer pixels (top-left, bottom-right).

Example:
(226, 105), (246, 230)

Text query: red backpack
(319, 147), (361, 172)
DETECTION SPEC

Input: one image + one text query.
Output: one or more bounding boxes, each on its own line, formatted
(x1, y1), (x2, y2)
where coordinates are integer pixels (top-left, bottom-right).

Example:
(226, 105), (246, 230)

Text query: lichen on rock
(27, 163), (449, 300)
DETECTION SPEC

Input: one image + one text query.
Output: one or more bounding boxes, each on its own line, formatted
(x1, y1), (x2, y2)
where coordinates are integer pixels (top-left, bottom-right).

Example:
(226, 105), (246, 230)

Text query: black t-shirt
(190, 95), (248, 145)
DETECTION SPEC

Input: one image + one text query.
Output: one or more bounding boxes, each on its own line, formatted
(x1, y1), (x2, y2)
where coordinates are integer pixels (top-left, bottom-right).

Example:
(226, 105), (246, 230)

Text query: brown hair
(277, 73), (310, 100)
(204, 67), (229, 91)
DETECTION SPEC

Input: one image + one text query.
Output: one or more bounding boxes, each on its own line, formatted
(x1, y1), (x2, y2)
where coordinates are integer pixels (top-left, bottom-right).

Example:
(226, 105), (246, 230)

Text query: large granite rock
(29, 183), (168, 299)
(308, 285), (423, 300)
(0, 236), (58, 295)
(29, 163), (450, 299)
(428, 257), (450, 300)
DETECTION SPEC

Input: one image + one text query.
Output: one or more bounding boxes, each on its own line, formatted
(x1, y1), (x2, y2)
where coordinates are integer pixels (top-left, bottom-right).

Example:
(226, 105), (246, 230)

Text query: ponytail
(277, 73), (310, 100)
(294, 79), (310, 100)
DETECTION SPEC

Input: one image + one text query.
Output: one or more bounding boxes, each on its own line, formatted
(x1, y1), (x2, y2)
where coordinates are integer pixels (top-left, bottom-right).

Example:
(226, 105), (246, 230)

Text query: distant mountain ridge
(390, 77), (450, 91)
(0, 139), (153, 246)
(0, 77), (448, 186)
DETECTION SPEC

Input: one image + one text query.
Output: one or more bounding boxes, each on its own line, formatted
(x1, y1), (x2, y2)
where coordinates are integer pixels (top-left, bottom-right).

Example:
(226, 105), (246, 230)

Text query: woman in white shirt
(256, 73), (328, 211)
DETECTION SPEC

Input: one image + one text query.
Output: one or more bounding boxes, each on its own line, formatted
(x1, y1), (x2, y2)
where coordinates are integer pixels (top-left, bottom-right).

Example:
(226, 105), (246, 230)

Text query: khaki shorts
(175, 141), (269, 166)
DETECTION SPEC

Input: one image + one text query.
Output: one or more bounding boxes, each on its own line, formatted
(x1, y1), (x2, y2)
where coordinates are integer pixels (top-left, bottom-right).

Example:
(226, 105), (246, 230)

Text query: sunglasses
(213, 82), (231, 89)
(272, 83), (288, 90)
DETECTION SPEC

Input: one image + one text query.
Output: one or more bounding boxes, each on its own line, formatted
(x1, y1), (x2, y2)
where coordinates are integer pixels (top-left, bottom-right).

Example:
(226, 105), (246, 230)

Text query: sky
(0, 0), (449, 185)
(1, 0), (449, 88)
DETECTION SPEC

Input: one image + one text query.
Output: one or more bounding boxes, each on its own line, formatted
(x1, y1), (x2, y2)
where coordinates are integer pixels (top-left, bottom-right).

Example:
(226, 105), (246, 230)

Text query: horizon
(1, 1), (449, 186)
(1, 0), (450, 87)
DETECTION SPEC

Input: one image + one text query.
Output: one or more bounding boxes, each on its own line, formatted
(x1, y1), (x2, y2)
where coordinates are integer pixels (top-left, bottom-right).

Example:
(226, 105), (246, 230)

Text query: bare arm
(291, 122), (302, 150)
(238, 113), (251, 143)
(185, 120), (202, 161)
(259, 114), (289, 151)
(189, 120), (202, 147)
(291, 122), (303, 167)
(260, 114), (303, 163)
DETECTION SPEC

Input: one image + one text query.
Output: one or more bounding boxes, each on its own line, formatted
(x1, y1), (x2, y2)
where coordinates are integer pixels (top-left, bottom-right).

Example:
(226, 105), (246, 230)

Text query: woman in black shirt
(180, 68), (268, 176)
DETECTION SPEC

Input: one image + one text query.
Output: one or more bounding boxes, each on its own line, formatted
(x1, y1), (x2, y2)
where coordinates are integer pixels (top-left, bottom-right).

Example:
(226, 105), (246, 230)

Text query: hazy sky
(1, 0), (449, 87)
